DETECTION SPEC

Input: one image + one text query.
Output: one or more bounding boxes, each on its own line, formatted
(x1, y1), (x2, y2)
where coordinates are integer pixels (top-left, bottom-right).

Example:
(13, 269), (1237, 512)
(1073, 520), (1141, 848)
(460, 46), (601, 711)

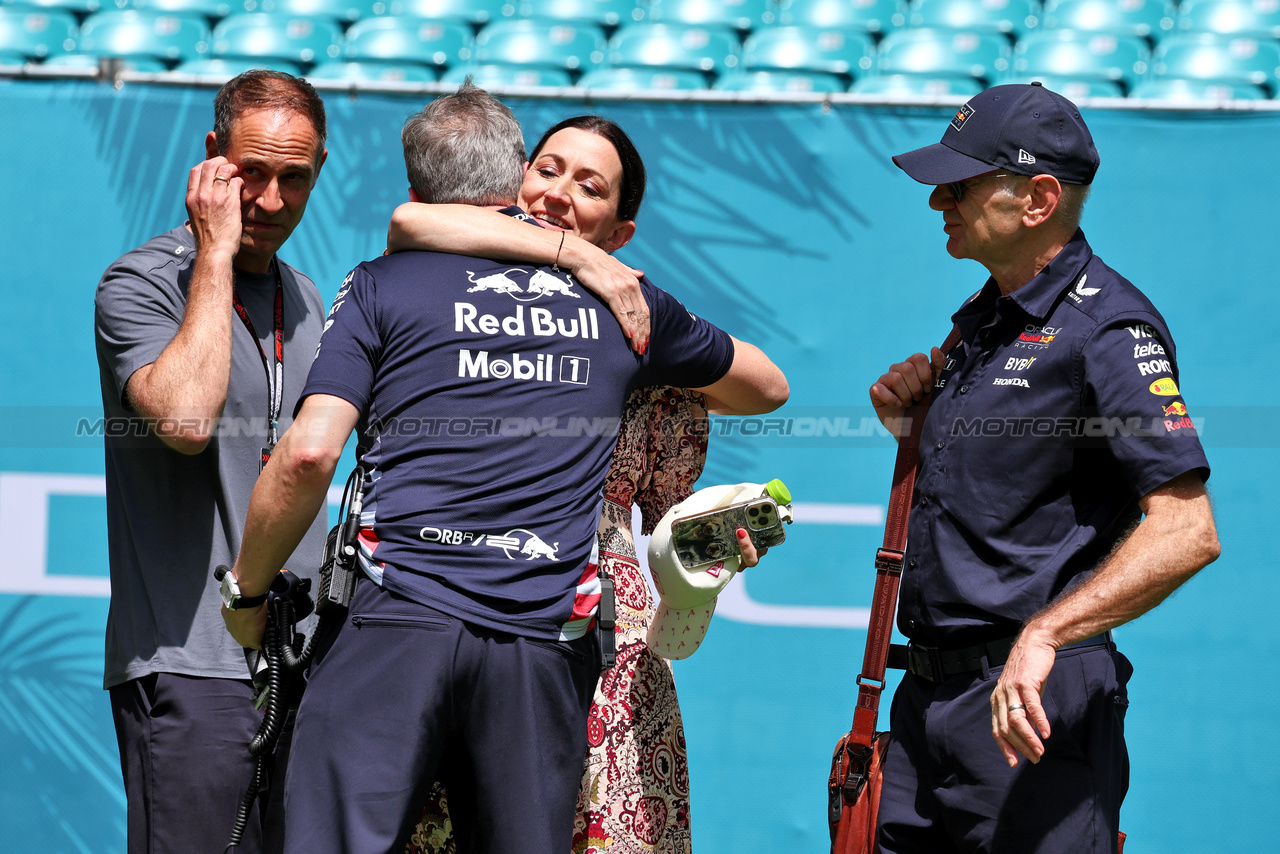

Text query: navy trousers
(109, 671), (288, 854)
(283, 581), (599, 854)
(878, 644), (1132, 854)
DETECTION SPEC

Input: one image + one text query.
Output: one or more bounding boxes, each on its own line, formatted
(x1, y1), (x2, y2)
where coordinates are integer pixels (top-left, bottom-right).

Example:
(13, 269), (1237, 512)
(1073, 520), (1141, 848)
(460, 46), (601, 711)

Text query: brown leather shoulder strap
(850, 326), (962, 744)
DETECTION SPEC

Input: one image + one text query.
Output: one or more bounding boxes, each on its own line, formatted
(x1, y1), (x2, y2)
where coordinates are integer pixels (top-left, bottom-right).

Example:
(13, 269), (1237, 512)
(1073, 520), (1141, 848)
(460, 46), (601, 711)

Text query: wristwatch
(219, 568), (269, 610)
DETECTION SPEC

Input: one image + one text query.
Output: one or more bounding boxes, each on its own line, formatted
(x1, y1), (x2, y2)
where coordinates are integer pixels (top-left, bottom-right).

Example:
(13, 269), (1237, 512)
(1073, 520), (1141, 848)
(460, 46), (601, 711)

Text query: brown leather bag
(827, 330), (958, 853)
(827, 729), (889, 853)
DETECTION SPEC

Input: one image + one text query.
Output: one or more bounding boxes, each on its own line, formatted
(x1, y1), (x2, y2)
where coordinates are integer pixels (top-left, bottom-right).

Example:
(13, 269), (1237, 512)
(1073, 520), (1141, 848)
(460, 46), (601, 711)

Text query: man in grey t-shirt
(94, 70), (329, 854)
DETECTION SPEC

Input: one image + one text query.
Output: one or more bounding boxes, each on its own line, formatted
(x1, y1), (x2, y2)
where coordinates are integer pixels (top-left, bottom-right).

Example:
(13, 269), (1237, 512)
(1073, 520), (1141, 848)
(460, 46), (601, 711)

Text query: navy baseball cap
(893, 82), (1100, 186)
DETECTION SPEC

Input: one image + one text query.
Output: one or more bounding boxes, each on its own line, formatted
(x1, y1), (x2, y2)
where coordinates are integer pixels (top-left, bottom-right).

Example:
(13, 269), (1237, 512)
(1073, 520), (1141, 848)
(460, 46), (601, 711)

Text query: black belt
(888, 632), (1112, 683)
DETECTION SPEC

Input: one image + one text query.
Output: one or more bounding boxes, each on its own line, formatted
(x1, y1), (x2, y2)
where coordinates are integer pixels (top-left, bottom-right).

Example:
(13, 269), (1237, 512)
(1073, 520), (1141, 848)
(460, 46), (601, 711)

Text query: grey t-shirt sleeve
(94, 228), (195, 408)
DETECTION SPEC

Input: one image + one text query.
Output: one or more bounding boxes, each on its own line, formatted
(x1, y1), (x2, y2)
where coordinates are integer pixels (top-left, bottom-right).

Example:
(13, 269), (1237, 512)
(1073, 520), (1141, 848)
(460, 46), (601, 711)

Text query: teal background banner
(1, 79), (1276, 852)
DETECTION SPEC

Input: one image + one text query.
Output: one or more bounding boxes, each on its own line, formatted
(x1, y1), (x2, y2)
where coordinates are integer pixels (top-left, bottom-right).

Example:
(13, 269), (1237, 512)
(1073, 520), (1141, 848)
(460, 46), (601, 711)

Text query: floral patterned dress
(404, 386), (709, 854)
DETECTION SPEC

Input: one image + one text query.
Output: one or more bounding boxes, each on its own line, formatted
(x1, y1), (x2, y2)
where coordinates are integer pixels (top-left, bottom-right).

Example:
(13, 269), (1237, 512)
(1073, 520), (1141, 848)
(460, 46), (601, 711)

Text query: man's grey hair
(1055, 182), (1091, 231)
(992, 176), (1091, 231)
(401, 81), (526, 206)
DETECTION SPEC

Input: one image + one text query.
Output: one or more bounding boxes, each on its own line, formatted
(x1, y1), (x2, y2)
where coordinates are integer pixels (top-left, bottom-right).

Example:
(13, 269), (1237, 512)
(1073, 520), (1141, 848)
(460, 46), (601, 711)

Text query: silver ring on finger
(1008, 704), (1026, 713)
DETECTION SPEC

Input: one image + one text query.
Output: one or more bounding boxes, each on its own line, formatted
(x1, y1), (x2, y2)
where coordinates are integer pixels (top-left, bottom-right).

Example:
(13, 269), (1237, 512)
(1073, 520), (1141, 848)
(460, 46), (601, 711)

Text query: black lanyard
(232, 267), (284, 449)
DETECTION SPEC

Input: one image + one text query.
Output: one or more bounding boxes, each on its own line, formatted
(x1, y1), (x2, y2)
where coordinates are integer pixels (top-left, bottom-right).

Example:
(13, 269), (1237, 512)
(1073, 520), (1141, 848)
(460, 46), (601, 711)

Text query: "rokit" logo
(1136, 359), (1171, 377)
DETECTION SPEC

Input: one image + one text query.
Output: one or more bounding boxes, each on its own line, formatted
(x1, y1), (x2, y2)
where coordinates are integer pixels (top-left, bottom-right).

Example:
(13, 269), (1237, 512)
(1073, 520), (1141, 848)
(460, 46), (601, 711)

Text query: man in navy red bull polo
(868, 83), (1220, 853)
(220, 85), (787, 854)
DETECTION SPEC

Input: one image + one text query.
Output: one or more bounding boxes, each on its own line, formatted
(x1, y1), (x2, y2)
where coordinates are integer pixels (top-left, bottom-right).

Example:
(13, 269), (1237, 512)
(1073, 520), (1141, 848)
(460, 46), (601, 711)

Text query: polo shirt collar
(1004, 228), (1094, 320)
(952, 229), (1094, 340)
(500, 205), (540, 225)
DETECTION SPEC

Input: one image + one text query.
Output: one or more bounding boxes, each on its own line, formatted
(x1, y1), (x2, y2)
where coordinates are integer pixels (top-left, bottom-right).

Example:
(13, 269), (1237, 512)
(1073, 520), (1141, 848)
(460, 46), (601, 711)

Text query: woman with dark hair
(389, 115), (765, 854)
(532, 115), (648, 222)
(387, 114), (654, 355)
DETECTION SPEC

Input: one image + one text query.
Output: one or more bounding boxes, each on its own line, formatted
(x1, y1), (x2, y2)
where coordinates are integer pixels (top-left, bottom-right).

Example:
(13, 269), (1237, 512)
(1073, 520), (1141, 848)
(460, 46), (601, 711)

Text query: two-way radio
(316, 465), (366, 617)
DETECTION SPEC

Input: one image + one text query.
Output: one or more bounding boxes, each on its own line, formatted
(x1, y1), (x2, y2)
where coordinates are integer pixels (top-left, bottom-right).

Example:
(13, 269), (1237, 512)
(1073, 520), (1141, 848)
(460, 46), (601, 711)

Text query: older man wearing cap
(867, 82), (1220, 852)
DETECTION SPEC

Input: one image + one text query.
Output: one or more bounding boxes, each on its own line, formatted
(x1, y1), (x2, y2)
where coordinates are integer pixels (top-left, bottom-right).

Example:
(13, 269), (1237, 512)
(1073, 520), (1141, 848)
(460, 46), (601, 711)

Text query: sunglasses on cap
(947, 172), (1021, 202)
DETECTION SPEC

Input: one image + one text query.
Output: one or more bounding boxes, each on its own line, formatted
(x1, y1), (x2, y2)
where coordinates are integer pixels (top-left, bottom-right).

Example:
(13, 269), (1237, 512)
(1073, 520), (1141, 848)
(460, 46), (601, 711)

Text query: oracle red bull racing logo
(1016, 324), (1059, 350)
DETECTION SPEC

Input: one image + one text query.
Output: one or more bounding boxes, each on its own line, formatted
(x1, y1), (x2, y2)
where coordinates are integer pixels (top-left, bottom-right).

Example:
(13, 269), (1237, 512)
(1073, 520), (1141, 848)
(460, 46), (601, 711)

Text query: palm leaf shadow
(0, 597), (125, 852)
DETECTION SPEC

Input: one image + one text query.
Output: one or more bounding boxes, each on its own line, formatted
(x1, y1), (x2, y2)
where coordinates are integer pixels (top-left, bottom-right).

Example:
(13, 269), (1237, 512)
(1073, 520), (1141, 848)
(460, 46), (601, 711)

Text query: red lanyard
(232, 269), (284, 448)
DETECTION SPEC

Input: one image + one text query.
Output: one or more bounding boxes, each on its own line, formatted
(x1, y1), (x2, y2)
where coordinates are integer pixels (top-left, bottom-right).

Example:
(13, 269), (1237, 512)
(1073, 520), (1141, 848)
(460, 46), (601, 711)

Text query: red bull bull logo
(1162, 402), (1188, 417)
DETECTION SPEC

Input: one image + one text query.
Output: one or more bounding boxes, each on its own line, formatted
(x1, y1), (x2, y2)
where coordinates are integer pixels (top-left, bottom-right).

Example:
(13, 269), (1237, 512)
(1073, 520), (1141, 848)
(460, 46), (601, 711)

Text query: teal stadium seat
(516, 0), (639, 28)
(343, 17), (470, 68)
(0, 8), (76, 59)
(79, 10), (209, 62)
(377, 0), (512, 26)
(774, 0), (903, 34)
(577, 65), (707, 88)
(1176, 0), (1280, 39)
(1002, 72), (1124, 98)
(42, 51), (168, 68)
(129, 0), (237, 19)
(308, 58), (436, 80)
(741, 25), (874, 79)
(175, 55), (302, 73)
(440, 61), (572, 85)
(211, 13), (341, 64)
(3, 0), (101, 15)
(1150, 32), (1280, 90)
(606, 22), (739, 75)
(1129, 75), (1266, 101)
(473, 19), (605, 72)
(1040, 0), (1175, 42)
(850, 71), (983, 95)
(1011, 29), (1149, 89)
(241, 0), (374, 24)
(909, 0), (1039, 38)
(876, 27), (1009, 82)
(714, 68), (848, 91)
(644, 0), (772, 31)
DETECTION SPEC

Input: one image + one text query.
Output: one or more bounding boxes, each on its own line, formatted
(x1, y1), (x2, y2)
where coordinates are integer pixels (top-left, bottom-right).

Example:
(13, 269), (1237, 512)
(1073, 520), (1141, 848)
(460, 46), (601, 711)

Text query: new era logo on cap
(951, 104), (975, 132)
(1019, 149), (1036, 165)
